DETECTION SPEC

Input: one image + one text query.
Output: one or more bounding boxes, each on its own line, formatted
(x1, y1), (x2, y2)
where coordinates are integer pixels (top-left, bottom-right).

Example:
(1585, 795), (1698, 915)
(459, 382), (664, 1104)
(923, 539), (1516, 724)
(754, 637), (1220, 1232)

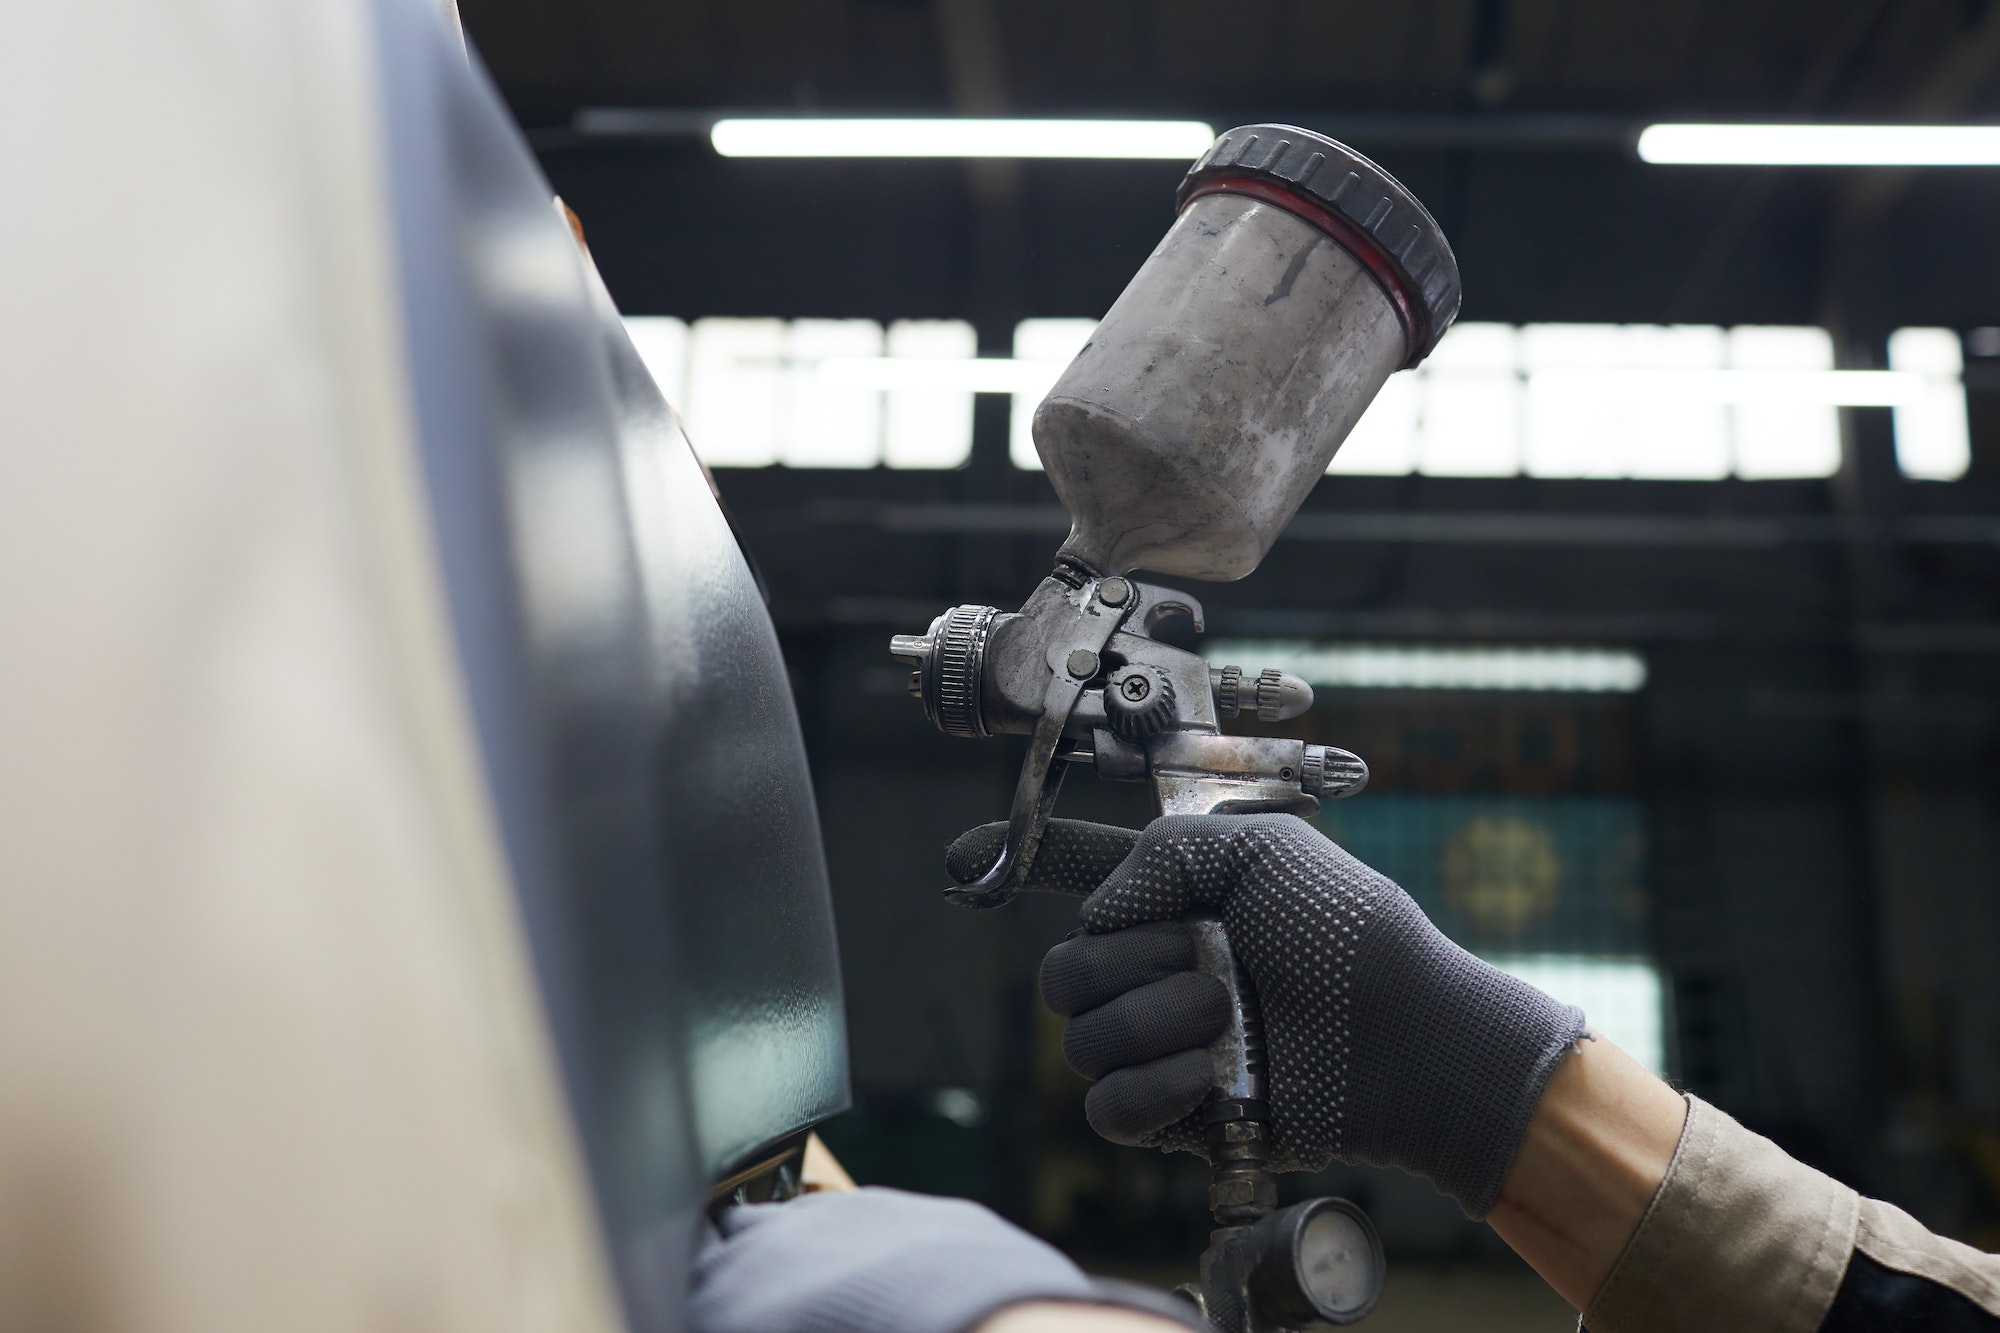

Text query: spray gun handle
(1184, 909), (1278, 1224)
(1179, 890), (1384, 1331)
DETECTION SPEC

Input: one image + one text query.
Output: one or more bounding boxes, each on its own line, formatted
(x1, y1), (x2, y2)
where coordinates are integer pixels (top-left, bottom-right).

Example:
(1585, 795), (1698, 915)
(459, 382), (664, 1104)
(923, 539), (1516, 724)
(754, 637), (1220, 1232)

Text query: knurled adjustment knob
(1215, 664), (1244, 719)
(1104, 664), (1178, 741)
(1252, 668), (1288, 721)
(1213, 665), (1315, 722)
(925, 604), (998, 739)
(1302, 745), (1370, 800)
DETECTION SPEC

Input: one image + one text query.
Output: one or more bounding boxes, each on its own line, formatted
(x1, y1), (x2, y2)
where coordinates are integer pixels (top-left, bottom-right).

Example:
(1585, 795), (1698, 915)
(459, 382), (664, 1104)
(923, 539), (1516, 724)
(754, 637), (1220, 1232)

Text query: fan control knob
(1214, 666), (1314, 722)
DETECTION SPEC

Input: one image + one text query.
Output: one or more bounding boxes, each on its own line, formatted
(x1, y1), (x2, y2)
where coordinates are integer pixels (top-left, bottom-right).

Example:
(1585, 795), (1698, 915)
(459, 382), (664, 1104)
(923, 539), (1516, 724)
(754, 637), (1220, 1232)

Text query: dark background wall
(465, 0), (2000, 1268)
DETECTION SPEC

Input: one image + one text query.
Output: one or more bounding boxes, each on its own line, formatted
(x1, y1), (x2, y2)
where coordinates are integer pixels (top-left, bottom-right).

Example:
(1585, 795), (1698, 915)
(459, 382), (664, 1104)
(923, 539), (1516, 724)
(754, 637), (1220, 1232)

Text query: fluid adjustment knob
(1104, 664), (1177, 741)
(1303, 745), (1369, 800)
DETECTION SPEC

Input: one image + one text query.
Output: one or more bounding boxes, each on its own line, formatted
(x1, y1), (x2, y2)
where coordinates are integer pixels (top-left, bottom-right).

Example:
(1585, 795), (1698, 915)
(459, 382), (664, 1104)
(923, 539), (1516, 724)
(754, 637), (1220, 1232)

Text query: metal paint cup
(1035, 125), (1462, 581)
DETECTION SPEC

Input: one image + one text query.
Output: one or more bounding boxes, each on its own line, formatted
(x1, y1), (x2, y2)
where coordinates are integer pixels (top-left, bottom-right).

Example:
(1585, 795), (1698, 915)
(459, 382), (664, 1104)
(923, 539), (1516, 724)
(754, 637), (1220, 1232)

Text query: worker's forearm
(1484, 1033), (1688, 1311)
(984, 1036), (1684, 1332)
(996, 1035), (1688, 1328)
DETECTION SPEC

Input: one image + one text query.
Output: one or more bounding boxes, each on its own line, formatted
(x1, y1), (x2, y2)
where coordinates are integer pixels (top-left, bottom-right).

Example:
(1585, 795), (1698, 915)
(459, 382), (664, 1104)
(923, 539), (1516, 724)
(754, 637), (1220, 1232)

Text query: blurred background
(467, 0), (2000, 1324)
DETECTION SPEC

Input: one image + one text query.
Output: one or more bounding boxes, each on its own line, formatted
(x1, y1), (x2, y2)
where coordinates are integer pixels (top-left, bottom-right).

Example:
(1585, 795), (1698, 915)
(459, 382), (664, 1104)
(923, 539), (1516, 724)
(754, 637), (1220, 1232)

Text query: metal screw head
(1066, 648), (1101, 680)
(1097, 576), (1131, 607)
(1104, 664), (1177, 740)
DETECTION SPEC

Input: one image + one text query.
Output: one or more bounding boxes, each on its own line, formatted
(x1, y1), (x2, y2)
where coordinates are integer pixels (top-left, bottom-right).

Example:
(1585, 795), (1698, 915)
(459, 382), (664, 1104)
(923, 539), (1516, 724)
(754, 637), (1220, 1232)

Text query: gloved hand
(946, 814), (1589, 1218)
(687, 1186), (1202, 1333)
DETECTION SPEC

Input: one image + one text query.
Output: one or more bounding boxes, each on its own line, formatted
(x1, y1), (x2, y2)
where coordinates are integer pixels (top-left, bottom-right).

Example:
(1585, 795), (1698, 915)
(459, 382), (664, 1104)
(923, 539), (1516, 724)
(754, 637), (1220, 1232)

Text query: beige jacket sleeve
(1584, 1096), (2000, 1333)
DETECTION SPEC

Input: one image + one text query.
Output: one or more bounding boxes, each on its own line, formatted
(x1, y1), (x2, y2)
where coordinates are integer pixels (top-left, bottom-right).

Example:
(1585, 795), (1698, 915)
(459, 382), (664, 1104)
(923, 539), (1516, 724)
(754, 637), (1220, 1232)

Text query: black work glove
(946, 814), (1588, 1218)
(687, 1187), (1203, 1333)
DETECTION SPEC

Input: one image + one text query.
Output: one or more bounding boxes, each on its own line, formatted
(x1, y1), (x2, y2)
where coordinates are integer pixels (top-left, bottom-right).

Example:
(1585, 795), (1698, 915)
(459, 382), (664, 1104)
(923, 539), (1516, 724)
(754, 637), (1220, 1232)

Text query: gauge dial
(1293, 1200), (1384, 1323)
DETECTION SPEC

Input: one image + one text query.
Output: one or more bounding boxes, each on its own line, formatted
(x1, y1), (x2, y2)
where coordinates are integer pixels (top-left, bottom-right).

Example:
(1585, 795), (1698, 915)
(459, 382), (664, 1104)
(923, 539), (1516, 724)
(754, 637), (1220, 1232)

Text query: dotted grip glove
(946, 813), (1588, 1218)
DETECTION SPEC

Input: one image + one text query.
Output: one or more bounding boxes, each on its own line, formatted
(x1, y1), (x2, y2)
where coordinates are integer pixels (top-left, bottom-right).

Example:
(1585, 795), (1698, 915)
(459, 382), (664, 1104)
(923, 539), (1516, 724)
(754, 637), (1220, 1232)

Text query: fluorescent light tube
(1202, 641), (1647, 693)
(711, 117), (1216, 160)
(1638, 123), (2000, 166)
(1527, 368), (1929, 407)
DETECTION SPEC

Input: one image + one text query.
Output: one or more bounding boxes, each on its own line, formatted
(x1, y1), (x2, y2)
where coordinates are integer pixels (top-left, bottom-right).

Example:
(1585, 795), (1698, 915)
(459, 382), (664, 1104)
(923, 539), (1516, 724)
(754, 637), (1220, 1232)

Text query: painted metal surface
(372, 2), (849, 1324)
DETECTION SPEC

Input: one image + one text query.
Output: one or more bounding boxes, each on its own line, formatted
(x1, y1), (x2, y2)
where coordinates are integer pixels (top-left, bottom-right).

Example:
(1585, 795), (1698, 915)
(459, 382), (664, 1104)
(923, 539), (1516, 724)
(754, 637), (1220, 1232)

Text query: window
(1727, 325), (1844, 479)
(1331, 322), (1963, 482)
(883, 321), (982, 468)
(624, 316), (1969, 482)
(1337, 323), (1837, 480)
(622, 316), (977, 469)
(1008, 319), (1096, 469)
(1888, 327), (1972, 481)
(1489, 956), (1666, 1075)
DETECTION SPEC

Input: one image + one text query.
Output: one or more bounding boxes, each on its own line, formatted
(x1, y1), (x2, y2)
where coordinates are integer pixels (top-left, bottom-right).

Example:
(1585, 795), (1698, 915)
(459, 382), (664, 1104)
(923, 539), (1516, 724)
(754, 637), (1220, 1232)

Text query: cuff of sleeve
(1852, 1196), (2000, 1318)
(1582, 1095), (1858, 1333)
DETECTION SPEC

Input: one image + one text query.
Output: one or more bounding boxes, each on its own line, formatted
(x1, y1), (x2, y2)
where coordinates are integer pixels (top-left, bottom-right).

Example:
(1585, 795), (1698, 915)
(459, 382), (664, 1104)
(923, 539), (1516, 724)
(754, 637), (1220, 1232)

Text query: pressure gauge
(1249, 1197), (1385, 1327)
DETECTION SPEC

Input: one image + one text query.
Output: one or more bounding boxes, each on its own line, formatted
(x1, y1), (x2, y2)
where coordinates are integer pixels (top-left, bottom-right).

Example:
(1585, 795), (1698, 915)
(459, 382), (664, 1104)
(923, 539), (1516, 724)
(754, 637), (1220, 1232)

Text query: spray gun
(891, 126), (1460, 1331)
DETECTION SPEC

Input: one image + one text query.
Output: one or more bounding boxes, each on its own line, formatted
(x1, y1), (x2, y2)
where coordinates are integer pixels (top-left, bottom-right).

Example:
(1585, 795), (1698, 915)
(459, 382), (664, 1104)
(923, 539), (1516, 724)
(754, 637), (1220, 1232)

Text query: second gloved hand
(946, 814), (1588, 1218)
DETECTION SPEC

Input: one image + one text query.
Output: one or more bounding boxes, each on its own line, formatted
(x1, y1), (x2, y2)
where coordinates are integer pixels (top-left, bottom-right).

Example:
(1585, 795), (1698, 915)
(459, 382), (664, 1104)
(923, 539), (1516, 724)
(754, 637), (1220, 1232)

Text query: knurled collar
(1176, 124), (1461, 365)
(928, 604), (995, 739)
